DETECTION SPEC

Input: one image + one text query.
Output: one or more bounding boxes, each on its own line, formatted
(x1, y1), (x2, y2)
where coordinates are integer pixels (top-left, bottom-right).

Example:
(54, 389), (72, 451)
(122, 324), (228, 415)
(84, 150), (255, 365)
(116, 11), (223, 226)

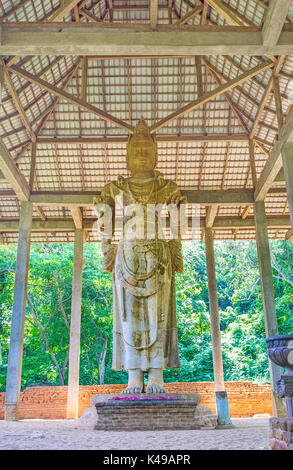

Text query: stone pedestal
(78, 393), (217, 430)
(269, 418), (293, 450)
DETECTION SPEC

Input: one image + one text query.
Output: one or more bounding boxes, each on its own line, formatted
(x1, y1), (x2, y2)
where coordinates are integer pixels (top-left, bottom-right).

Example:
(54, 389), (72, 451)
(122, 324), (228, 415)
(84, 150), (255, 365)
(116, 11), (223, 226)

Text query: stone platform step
(78, 393), (217, 430)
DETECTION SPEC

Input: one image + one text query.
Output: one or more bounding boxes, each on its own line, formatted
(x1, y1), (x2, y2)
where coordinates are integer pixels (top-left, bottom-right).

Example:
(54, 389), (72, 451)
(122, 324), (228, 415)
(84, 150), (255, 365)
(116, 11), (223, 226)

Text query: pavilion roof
(0, 0), (293, 242)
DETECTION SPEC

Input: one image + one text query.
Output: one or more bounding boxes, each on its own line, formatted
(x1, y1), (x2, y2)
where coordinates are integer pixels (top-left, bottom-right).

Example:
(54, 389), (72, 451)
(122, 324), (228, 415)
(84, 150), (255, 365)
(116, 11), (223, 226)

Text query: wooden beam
(150, 60), (273, 132)
(203, 58), (249, 134)
(0, 215), (291, 233)
(205, 0), (245, 26)
(36, 133), (250, 144)
(150, 0), (158, 29)
(3, 23), (293, 56)
(255, 107), (293, 201)
(250, 57), (284, 139)
(176, 5), (202, 25)
(282, 143), (293, 235)
(10, 65), (134, 134)
(28, 189), (255, 207)
(49, 0), (81, 22)
(206, 205), (218, 228)
(79, 8), (101, 23)
(2, 62), (35, 142)
(0, 140), (30, 201)
(285, 229), (293, 241)
(273, 75), (284, 134)
(108, 0), (114, 22)
(70, 207), (83, 229)
(29, 142), (36, 190)
(262, 0), (291, 48)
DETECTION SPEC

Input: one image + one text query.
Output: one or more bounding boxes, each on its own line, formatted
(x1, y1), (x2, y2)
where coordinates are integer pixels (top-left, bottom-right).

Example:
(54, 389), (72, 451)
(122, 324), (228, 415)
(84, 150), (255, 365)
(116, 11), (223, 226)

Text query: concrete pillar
(5, 201), (32, 421)
(282, 143), (293, 232)
(205, 228), (232, 427)
(254, 201), (286, 417)
(66, 229), (84, 419)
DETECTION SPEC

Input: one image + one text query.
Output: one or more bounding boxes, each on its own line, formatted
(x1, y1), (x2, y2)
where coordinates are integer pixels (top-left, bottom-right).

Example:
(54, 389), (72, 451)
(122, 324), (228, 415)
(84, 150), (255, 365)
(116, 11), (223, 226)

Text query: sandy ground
(0, 418), (270, 450)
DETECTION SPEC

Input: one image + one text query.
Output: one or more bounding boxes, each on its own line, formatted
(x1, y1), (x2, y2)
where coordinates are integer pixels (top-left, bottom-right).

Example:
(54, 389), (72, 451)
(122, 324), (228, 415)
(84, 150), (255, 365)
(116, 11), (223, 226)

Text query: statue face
(127, 138), (157, 176)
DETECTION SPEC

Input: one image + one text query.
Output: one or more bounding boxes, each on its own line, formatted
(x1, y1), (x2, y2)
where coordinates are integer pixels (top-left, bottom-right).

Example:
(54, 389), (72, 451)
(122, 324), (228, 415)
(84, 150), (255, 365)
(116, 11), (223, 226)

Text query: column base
(215, 391), (233, 427)
(5, 403), (19, 421)
(216, 423), (236, 429)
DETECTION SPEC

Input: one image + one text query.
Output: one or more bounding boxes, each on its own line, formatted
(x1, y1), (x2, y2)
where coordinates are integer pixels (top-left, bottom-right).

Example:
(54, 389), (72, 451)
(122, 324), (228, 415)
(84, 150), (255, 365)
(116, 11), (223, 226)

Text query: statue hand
(168, 194), (187, 207)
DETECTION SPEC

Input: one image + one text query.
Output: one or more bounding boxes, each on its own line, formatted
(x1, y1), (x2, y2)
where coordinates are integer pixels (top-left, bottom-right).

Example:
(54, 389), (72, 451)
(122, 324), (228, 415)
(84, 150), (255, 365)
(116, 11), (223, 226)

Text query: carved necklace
(125, 177), (156, 204)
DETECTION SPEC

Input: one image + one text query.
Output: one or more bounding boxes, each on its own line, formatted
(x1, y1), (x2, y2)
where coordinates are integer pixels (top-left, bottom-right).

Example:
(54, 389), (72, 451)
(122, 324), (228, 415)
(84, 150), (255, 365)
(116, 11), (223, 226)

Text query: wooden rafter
(273, 75), (284, 134)
(176, 5), (202, 24)
(10, 65), (134, 134)
(255, 107), (293, 201)
(0, 139), (30, 201)
(202, 57), (249, 135)
(35, 60), (81, 137)
(49, 0), (81, 22)
(150, 0), (158, 29)
(250, 57), (284, 139)
(150, 60), (273, 133)
(205, 0), (246, 26)
(2, 60), (35, 142)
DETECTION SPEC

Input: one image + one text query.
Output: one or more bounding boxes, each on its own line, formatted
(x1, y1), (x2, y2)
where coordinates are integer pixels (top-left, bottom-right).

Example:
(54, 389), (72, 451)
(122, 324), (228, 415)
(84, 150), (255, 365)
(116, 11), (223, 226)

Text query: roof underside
(0, 0), (293, 243)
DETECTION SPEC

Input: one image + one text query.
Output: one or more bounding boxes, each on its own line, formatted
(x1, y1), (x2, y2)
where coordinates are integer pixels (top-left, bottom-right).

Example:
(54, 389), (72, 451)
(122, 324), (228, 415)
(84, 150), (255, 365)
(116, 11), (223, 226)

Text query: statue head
(127, 118), (157, 177)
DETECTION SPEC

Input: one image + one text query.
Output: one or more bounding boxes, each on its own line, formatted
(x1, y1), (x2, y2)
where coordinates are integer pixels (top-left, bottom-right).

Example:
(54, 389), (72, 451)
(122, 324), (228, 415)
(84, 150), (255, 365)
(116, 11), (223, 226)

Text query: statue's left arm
(93, 183), (117, 273)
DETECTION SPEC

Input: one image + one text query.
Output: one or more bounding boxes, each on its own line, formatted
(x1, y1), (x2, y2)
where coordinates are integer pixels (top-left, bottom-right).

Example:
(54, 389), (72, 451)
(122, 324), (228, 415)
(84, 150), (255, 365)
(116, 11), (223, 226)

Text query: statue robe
(97, 173), (183, 371)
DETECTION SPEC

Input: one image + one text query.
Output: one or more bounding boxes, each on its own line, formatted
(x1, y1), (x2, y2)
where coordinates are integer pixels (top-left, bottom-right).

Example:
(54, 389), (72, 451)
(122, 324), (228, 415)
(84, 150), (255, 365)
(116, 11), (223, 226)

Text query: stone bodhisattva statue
(94, 119), (186, 394)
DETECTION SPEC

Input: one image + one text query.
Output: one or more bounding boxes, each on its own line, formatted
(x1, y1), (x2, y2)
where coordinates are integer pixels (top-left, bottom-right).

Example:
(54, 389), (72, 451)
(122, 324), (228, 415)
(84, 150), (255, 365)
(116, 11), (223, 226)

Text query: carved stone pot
(266, 335), (293, 417)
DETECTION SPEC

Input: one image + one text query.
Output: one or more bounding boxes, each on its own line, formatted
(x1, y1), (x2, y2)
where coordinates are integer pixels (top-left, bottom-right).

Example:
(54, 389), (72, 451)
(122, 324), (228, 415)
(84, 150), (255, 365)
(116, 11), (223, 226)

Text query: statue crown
(133, 118), (151, 138)
(129, 118), (156, 146)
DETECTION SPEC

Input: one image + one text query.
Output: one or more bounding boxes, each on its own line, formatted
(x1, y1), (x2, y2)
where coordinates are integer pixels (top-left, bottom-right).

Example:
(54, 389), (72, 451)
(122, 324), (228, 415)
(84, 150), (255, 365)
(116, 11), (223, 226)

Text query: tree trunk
(98, 339), (107, 385)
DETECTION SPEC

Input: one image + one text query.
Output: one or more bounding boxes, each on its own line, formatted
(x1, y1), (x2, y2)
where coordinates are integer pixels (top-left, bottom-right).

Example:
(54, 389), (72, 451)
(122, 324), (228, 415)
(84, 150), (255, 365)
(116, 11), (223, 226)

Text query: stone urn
(266, 334), (293, 417)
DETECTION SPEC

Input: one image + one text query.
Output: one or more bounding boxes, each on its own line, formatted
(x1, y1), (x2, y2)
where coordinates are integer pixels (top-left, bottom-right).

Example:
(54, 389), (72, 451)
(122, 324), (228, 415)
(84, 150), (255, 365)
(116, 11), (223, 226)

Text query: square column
(66, 229), (84, 419)
(254, 201), (286, 417)
(5, 201), (32, 421)
(282, 143), (293, 232)
(204, 228), (232, 427)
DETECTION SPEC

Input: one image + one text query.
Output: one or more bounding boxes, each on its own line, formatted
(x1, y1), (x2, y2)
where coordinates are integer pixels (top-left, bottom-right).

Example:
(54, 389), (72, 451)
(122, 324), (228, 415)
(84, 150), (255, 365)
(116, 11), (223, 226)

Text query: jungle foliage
(0, 240), (292, 391)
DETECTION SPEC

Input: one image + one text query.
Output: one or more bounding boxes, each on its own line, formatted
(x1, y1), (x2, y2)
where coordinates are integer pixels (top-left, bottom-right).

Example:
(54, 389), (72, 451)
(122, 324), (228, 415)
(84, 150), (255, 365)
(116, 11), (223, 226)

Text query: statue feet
(122, 369), (144, 394)
(146, 368), (166, 394)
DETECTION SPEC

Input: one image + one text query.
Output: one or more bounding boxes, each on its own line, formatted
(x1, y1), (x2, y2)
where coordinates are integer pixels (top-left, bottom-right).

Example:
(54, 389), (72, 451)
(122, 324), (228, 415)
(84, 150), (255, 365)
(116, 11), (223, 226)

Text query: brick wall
(0, 382), (273, 420)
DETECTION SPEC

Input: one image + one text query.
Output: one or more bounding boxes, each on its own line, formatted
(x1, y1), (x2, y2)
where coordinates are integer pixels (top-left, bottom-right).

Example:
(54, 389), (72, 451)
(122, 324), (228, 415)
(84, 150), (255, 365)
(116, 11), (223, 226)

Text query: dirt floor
(0, 417), (270, 450)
